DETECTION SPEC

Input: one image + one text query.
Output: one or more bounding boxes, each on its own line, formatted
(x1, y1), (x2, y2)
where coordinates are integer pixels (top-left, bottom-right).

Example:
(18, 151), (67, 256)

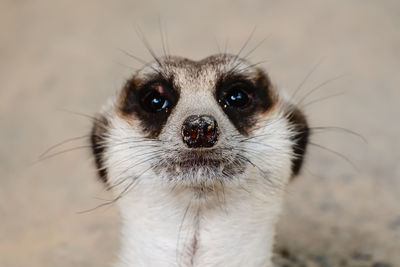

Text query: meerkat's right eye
(140, 83), (170, 113)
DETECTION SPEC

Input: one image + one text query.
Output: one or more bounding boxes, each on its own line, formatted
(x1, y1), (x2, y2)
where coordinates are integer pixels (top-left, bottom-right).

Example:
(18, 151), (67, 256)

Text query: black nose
(182, 115), (219, 148)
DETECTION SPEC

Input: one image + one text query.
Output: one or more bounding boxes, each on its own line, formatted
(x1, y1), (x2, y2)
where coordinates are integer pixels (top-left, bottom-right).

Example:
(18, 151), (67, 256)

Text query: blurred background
(1, 0), (399, 266)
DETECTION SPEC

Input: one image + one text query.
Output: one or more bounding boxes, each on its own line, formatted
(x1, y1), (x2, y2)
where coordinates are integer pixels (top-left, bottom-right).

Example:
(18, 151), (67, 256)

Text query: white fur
(116, 175), (285, 267)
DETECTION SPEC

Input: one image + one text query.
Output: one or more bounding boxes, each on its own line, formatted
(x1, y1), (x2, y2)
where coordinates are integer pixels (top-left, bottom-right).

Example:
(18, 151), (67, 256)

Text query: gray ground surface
(1, 1), (399, 266)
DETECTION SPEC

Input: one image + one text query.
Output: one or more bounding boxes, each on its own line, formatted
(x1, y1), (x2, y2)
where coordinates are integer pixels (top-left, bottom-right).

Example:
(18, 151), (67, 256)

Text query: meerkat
(90, 53), (309, 267)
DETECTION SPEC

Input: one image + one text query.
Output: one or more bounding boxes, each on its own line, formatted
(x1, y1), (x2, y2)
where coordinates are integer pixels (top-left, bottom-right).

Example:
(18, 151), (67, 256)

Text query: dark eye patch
(119, 76), (179, 138)
(216, 71), (275, 135)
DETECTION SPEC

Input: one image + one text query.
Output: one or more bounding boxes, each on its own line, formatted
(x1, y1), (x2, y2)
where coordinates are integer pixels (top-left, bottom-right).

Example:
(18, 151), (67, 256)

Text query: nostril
(204, 125), (215, 140)
(182, 115), (219, 148)
(188, 128), (198, 140)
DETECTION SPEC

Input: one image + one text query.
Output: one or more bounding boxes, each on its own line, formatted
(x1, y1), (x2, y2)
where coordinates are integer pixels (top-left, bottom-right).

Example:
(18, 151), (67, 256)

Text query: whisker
(158, 16), (168, 58)
(95, 139), (162, 149)
(57, 108), (106, 125)
(238, 60), (269, 73)
(242, 35), (269, 61)
(114, 165), (153, 197)
(236, 154), (283, 190)
(303, 166), (327, 180)
(76, 178), (143, 213)
(112, 60), (138, 71)
(239, 140), (286, 152)
(94, 142), (162, 156)
(107, 153), (163, 190)
(310, 126), (367, 143)
(135, 26), (163, 68)
(223, 38), (229, 55)
(164, 22), (171, 56)
(77, 198), (120, 214)
(60, 109), (96, 121)
(296, 74), (347, 106)
(39, 134), (90, 159)
(118, 48), (165, 76)
(213, 34), (222, 54)
(290, 58), (324, 101)
(301, 91), (345, 108)
(117, 48), (149, 66)
(106, 149), (164, 182)
(309, 141), (358, 171)
(235, 26), (257, 59)
(231, 118), (276, 137)
(97, 133), (163, 143)
(224, 27), (258, 75)
(231, 147), (272, 165)
(78, 165), (153, 214)
(35, 145), (91, 163)
(238, 131), (276, 142)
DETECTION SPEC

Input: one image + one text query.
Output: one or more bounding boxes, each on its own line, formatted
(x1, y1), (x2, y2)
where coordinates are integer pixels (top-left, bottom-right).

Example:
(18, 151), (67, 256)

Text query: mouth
(175, 154), (226, 169)
(154, 150), (246, 184)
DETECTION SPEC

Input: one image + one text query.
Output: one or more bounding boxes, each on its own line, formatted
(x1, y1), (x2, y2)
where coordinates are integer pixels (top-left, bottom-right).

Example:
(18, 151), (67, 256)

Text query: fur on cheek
(243, 111), (295, 186)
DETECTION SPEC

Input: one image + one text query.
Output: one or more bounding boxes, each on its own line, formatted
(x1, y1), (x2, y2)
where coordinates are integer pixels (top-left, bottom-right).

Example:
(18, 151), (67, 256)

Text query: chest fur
(115, 175), (284, 267)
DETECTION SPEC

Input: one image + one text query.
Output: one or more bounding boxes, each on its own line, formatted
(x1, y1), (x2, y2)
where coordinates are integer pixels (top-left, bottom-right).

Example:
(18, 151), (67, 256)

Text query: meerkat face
(91, 54), (308, 191)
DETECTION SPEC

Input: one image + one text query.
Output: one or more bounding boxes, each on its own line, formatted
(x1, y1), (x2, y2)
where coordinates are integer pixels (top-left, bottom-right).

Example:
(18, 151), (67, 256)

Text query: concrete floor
(1, 0), (399, 266)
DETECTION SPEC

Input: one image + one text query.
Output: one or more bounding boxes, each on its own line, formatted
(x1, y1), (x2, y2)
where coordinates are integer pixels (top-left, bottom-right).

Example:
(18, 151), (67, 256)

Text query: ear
(90, 114), (109, 183)
(287, 106), (309, 179)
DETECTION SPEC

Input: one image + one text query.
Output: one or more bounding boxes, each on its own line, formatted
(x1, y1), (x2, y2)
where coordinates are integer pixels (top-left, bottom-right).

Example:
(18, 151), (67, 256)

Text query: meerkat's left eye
(223, 84), (253, 109)
(141, 84), (170, 113)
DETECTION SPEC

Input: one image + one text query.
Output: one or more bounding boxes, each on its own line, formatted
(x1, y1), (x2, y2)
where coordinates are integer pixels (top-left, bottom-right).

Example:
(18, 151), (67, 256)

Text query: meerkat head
(90, 54), (309, 193)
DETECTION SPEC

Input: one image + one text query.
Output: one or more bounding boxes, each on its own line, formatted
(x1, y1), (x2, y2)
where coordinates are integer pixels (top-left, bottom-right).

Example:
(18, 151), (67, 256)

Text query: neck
(115, 175), (284, 267)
